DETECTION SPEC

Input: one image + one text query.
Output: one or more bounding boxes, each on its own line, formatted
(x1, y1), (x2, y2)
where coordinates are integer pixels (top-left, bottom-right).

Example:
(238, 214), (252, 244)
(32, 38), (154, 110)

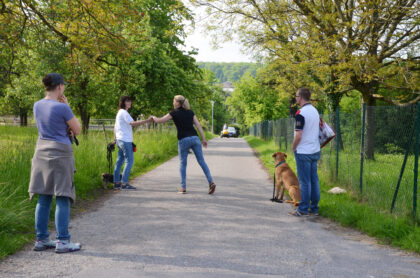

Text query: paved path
(1, 138), (419, 278)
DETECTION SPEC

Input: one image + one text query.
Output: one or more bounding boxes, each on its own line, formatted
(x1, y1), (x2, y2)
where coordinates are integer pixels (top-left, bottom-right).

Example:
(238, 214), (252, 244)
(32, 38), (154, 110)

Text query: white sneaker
(34, 238), (56, 251)
(55, 240), (82, 253)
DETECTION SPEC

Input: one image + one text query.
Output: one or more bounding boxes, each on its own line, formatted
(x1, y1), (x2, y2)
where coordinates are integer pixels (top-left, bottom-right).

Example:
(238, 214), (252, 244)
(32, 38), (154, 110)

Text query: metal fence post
(360, 103), (366, 194)
(413, 102), (420, 218)
(391, 111), (416, 213)
(336, 107), (340, 179)
(279, 120), (282, 149)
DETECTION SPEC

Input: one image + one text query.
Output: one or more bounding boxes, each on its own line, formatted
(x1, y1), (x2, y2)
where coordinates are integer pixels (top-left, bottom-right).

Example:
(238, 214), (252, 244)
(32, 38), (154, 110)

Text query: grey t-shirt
(33, 99), (74, 145)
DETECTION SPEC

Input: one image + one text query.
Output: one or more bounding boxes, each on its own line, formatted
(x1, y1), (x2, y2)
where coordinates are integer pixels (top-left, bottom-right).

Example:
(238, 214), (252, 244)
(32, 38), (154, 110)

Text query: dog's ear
(272, 152), (277, 158)
(284, 153), (287, 159)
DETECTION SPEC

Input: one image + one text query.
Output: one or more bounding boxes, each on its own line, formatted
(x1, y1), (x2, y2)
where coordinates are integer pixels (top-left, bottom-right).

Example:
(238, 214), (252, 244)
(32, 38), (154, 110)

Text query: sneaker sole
(55, 248), (81, 253)
(55, 245), (82, 253)
(33, 245), (55, 251)
(208, 185), (216, 194)
(288, 211), (309, 217)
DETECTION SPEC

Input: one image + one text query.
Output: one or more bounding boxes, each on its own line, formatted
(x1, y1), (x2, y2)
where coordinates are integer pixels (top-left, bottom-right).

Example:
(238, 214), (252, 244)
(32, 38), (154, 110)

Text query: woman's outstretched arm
(131, 116), (153, 127)
(152, 113), (172, 124)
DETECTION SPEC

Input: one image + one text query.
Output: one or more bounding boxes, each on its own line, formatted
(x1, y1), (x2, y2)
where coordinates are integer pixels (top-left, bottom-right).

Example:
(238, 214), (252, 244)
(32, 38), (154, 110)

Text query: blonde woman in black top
(152, 95), (216, 194)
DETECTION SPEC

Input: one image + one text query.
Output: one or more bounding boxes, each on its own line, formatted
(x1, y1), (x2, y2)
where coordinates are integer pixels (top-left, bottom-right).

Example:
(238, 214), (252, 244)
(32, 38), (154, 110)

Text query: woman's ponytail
(182, 98), (190, 110)
(174, 95), (190, 110)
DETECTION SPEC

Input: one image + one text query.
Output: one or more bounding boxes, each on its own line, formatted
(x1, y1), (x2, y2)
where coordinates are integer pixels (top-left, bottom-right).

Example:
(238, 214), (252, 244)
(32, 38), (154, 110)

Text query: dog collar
(275, 161), (286, 168)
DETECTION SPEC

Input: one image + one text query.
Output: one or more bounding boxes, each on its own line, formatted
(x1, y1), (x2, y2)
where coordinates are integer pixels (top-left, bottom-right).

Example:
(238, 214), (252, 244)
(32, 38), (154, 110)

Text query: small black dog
(101, 173), (122, 189)
(102, 141), (119, 189)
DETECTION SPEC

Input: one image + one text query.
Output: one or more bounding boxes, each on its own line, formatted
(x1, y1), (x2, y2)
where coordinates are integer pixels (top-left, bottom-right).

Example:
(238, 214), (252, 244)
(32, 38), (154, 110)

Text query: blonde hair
(174, 95), (190, 110)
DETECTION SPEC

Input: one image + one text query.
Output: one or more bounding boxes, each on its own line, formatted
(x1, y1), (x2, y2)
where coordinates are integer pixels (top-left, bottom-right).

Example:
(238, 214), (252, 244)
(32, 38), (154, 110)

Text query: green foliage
(0, 0), (215, 133)
(226, 73), (289, 130)
(195, 0), (419, 159)
(339, 91), (361, 114)
(197, 62), (261, 83)
(373, 105), (417, 154)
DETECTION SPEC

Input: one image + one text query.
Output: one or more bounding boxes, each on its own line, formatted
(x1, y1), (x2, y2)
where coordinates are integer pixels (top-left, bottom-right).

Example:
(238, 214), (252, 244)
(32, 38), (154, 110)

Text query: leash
(102, 123), (116, 174)
(107, 142), (116, 174)
(271, 161), (285, 203)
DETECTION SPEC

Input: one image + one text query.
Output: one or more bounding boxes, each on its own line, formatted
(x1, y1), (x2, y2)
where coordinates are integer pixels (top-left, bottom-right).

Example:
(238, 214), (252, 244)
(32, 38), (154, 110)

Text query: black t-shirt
(170, 108), (198, 140)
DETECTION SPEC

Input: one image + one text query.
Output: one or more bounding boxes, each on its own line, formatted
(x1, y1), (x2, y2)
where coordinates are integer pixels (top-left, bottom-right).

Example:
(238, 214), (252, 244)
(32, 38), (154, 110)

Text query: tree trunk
(326, 90), (344, 151)
(80, 107), (90, 135)
(365, 97), (376, 160)
(358, 89), (377, 160)
(351, 73), (378, 160)
(19, 108), (28, 126)
(78, 77), (90, 135)
(324, 69), (344, 150)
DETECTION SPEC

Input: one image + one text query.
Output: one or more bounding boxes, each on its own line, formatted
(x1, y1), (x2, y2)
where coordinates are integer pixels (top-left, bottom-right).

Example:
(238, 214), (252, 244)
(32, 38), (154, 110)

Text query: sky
(182, 3), (253, 63)
(184, 30), (253, 63)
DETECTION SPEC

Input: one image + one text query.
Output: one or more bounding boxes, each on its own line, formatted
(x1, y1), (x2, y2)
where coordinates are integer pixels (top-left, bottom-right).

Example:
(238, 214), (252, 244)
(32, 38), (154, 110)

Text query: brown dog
(272, 152), (300, 206)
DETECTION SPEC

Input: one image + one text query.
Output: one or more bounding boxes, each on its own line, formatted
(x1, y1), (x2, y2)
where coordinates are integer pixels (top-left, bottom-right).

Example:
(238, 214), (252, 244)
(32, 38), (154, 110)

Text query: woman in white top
(113, 96), (152, 190)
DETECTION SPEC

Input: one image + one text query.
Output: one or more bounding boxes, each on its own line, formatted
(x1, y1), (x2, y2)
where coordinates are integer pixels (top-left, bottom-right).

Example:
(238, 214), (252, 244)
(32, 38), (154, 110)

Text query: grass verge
(244, 135), (420, 254)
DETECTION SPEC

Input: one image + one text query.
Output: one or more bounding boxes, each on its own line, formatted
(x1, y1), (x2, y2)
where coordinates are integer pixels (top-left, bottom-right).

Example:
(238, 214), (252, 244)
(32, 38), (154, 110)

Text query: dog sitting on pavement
(272, 152), (300, 206)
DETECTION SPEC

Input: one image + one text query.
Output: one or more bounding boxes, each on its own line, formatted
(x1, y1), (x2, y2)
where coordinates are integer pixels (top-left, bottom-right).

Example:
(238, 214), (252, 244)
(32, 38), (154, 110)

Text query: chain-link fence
(250, 104), (420, 222)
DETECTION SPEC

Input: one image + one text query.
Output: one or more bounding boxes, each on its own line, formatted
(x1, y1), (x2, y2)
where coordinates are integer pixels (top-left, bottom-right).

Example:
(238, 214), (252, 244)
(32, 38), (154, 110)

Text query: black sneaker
(178, 188), (186, 194)
(309, 211), (320, 216)
(121, 183), (136, 190)
(113, 182), (122, 190)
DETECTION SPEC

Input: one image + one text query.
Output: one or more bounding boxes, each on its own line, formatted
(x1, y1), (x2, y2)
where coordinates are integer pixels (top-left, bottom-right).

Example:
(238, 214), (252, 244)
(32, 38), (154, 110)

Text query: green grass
(244, 135), (420, 254)
(319, 144), (418, 221)
(0, 125), (214, 259)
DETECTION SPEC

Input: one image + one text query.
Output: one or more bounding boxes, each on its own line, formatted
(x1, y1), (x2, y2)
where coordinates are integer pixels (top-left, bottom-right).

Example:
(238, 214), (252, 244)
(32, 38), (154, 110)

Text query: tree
(197, 62), (261, 82)
(192, 0), (420, 158)
(226, 72), (288, 129)
(1, 0), (151, 132)
(199, 69), (231, 133)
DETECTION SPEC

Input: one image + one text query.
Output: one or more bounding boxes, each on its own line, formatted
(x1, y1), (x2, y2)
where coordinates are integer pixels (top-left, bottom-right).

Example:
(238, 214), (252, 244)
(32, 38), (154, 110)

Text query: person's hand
(202, 140), (208, 148)
(58, 94), (69, 104)
(67, 127), (74, 137)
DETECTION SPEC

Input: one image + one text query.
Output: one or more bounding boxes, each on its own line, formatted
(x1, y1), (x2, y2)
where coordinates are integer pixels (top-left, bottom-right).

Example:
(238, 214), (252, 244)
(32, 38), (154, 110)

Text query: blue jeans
(35, 195), (71, 240)
(294, 151), (321, 214)
(178, 136), (213, 189)
(114, 140), (134, 183)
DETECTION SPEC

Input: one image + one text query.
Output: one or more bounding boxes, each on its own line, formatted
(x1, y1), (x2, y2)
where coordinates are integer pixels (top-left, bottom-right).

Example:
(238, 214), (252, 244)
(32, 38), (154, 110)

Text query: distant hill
(197, 62), (260, 83)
